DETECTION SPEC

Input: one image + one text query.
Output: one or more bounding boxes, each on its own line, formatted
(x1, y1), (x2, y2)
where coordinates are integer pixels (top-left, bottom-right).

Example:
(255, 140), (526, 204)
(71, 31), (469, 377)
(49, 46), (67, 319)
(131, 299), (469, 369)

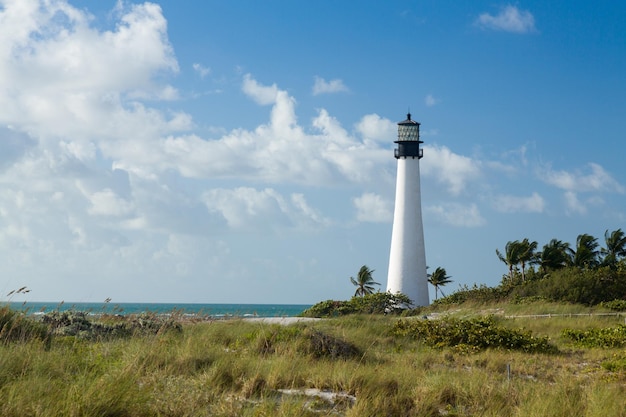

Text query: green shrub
(300, 292), (413, 318)
(601, 353), (626, 372)
(392, 316), (558, 354)
(41, 310), (182, 340)
(348, 292), (413, 315)
(562, 325), (626, 348)
(434, 284), (510, 305)
(511, 295), (548, 304)
(299, 300), (353, 317)
(0, 305), (49, 344)
(512, 266), (626, 306)
(600, 299), (626, 311)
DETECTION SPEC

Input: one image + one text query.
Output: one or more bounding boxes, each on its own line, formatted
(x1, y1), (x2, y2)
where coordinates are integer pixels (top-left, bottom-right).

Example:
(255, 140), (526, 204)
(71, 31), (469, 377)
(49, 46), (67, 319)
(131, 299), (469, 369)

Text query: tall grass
(1, 305), (626, 416)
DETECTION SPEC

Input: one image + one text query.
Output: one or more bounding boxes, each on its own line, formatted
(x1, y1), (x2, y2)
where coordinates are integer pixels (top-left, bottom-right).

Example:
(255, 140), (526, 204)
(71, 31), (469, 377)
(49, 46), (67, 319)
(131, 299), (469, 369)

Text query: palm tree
(427, 267), (453, 300)
(572, 233), (599, 269)
(518, 238), (538, 281)
(496, 240), (522, 279)
(538, 239), (571, 273)
(350, 265), (380, 297)
(601, 229), (626, 267)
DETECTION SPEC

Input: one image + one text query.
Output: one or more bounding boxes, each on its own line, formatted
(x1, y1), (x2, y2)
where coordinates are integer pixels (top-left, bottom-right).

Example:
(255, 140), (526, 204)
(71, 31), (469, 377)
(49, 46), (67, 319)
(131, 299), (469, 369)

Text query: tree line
(496, 229), (626, 280)
(345, 229), (626, 309)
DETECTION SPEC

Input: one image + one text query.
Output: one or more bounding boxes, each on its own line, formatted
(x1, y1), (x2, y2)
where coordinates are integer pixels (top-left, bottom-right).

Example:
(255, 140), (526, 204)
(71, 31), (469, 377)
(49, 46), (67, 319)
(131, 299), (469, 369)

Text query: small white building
(386, 113), (429, 306)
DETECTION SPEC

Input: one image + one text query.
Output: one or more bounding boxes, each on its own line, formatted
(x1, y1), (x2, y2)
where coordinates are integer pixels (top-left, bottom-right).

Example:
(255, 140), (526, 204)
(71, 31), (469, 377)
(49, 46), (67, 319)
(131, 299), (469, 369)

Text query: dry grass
(1, 305), (626, 416)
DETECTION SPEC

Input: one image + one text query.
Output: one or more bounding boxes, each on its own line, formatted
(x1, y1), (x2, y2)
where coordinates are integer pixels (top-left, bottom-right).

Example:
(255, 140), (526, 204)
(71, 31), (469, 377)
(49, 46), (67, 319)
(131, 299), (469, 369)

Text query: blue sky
(1, 0), (625, 304)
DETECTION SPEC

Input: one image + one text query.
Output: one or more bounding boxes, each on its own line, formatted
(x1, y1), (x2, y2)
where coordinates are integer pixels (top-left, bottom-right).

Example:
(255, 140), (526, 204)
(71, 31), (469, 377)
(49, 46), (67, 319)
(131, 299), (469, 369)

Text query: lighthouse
(386, 113), (430, 306)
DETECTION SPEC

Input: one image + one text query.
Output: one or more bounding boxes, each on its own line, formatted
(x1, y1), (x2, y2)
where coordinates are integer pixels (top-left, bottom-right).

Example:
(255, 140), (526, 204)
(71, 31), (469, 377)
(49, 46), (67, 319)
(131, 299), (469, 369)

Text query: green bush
(601, 353), (626, 372)
(300, 292), (413, 318)
(433, 284), (510, 305)
(511, 266), (626, 306)
(392, 316), (558, 354)
(600, 299), (626, 311)
(41, 310), (182, 340)
(348, 292), (413, 315)
(562, 325), (626, 348)
(299, 299), (354, 317)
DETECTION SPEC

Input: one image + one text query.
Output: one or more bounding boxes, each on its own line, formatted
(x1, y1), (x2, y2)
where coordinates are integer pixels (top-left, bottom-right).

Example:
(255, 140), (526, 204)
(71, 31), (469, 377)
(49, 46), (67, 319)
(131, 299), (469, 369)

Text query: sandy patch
(244, 317), (321, 325)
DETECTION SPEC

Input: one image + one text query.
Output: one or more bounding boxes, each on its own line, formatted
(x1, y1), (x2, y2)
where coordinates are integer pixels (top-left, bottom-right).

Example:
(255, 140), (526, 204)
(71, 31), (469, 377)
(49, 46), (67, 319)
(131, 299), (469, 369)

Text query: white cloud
(312, 76), (349, 95)
(563, 191), (586, 215)
(102, 75), (391, 188)
(492, 192), (545, 213)
(0, 0), (181, 145)
(475, 5), (536, 34)
(540, 163), (625, 193)
(192, 63), (211, 78)
(86, 189), (135, 217)
(353, 193), (393, 223)
(242, 74), (280, 105)
(426, 203), (486, 227)
(421, 145), (482, 195)
(562, 191), (607, 216)
(425, 94), (440, 107)
(354, 114), (395, 143)
(202, 187), (328, 231)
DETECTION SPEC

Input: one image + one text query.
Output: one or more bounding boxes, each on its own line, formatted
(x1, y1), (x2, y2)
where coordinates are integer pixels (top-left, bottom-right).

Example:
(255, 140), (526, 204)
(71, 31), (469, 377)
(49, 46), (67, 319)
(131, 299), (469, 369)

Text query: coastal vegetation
(2, 297), (626, 416)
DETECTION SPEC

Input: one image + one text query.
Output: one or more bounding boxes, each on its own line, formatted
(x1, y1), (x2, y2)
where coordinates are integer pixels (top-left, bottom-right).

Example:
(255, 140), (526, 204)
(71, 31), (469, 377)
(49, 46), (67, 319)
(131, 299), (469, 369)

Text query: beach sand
(244, 317), (321, 325)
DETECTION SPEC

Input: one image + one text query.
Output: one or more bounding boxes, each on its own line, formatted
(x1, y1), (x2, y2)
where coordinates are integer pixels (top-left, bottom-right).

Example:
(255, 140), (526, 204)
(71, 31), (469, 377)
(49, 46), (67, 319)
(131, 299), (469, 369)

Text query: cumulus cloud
(0, 0), (181, 147)
(540, 163), (625, 194)
(426, 203), (486, 227)
(475, 5), (536, 34)
(492, 192), (545, 213)
(202, 187), (329, 231)
(421, 145), (482, 195)
(354, 114), (396, 143)
(312, 76), (349, 95)
(354, 193), (393, 223)
(86, 188), (135, 217)
(242, 74), (281, 105)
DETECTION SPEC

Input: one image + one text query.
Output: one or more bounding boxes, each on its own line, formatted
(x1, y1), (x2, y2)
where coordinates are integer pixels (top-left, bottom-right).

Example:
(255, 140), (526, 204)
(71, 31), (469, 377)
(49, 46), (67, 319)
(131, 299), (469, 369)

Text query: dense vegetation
(393, 315), (557, 354)
(303, 230), (626, 319)
(433, 230), (626, 308)
(300, 291), (415, 318)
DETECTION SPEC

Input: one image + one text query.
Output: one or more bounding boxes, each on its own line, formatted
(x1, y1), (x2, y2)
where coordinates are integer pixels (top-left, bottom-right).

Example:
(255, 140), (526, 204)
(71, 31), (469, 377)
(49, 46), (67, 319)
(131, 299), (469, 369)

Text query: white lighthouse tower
(386, 113), (430, 306)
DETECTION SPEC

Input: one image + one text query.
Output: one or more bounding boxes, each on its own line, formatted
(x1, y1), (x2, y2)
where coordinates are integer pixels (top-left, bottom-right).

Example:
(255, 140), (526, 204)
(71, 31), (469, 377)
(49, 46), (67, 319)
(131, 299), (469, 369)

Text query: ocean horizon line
(5, 301), (313, 318)
(6, 301), (313, 306)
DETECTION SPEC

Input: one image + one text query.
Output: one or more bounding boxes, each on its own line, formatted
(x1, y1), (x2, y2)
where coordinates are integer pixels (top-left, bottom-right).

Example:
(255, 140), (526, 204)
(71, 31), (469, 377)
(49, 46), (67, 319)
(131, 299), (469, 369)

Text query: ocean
(7, 302), (312, 319)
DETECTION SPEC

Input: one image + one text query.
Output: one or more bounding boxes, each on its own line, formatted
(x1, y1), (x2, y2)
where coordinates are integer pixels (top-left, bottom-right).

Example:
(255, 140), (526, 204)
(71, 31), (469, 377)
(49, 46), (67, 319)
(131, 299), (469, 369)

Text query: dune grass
(1, 304), (626, 416)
